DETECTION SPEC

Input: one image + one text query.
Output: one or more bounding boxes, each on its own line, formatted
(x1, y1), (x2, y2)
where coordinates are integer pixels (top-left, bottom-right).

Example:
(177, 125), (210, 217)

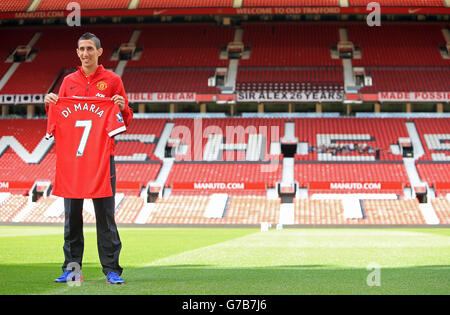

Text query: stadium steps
(0, 63), (20, 92)
(114, 29), (141, 77)
(405, 122), (425, 159)
(151, 158), (175, 192)
(281, 121), (297, 143)
(128, 0), (139, 9)
(338, 27), (359, 94)
(221, 27), (242, 93)
(418, 203), (440, 225)
(134, 202), (155, 224)
(43, 196), (64, 218)
(27, 0), (41, 11)
(0, 193), (11, 206)
(432, 197), (450, 224)
(279, 203), (294, 225)
(204, 193), (229, 218)
(403, 121), (431, 198)
(443, 28), (450, 42)
(403, 158), (426, 190)
(154, 122), (174, 160)
(281, 157), (294, 184)
(0, 32), (41, 92)
(11, 201), (35, 223)
(342, 198), (364, 219)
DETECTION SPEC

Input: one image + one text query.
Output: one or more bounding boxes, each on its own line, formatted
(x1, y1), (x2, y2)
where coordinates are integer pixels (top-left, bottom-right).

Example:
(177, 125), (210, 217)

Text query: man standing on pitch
(45, 32), (133, 284)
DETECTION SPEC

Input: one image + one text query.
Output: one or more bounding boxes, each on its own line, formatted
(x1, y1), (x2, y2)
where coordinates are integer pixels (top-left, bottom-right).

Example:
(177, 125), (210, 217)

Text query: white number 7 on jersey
(75, 120), (92, 157)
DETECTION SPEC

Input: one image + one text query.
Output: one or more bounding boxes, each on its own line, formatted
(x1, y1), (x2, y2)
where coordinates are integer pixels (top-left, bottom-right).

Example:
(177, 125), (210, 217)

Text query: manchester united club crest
(97, 81), (107, 90)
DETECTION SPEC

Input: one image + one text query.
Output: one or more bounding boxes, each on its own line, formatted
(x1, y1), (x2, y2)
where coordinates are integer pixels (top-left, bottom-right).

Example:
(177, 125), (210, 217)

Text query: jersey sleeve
(112, 75), (133, 127)
(45, 101), (58, 140)
(106, 103), (127, 138)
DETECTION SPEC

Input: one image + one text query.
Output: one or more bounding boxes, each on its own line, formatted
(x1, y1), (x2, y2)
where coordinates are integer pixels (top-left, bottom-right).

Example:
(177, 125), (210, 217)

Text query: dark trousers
(62, 157), (123, 276)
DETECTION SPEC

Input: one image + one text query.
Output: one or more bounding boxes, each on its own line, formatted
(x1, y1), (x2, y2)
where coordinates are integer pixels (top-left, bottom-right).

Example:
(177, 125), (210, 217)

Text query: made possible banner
(378, 92), (450, 102)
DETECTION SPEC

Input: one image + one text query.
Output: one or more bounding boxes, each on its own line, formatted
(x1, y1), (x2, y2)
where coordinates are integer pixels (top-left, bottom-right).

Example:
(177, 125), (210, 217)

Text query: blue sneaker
(106, 272), (124, 284)
(54, 270), (83, 283)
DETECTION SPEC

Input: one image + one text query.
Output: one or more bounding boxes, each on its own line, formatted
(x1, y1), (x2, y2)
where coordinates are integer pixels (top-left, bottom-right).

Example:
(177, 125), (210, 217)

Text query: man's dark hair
(78, 32), (101, 49)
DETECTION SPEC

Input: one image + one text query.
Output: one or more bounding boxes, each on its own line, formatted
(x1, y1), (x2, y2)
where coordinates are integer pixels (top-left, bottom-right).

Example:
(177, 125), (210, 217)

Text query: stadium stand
(0, 118), (163, 196)
(347, 24), (448, 67)
(240, 23), (341, 67)
(294, 199), (348, 225)
(1, 25), (133, 95)
(0, 1), (449, 226)
(127, 24), (232, 68)
(0, 27), (38, 79)
(413, 118), (450, 161)
(115, 195), (145, 224)
(0, 194), (28, 222)
(20, 196), (63, 224)
(236, 66), (344, 93)
(0, 0), (31, 12)
(413, 118), (449, 196)
(416, 164), (450, 195)
(361, 199), (426, 225)
(293, 118), (408, 161)
(431, 197), (450, 224)
(360, 67), (450, 93)
(169, 117), (284, 161)
(148, 195), (210, 224)
(147, 194), (280, 225)
(122, 67), (220, 94)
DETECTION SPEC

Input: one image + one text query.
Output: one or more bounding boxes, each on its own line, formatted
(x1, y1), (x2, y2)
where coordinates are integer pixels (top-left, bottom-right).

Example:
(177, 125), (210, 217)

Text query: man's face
(77, 39), (103, 69)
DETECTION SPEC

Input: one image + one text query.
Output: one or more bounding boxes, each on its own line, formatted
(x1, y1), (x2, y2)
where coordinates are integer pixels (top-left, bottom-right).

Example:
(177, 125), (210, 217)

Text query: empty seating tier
(240, 23), (341, 67)
(347, 23), (448, 67)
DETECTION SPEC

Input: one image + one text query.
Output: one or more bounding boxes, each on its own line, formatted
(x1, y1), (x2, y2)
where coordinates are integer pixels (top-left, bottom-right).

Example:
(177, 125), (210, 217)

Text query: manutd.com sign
(173, 182), (266, 190)
(309, 182), (403, 190)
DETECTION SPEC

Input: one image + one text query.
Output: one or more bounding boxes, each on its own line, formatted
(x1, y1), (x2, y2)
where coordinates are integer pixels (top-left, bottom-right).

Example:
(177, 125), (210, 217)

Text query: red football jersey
(46, 96), (126, 198)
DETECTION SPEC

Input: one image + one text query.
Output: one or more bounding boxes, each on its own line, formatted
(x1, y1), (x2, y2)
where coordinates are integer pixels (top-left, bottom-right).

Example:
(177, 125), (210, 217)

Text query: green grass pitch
(0, 226), (448, 295)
